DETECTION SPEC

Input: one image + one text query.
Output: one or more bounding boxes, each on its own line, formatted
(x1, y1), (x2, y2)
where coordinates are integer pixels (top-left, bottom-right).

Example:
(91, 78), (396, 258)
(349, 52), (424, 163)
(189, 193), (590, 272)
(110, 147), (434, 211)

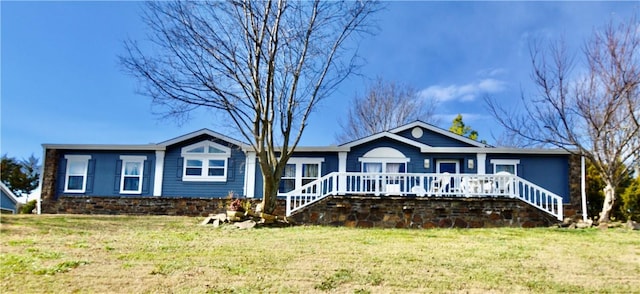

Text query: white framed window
(436, 160), (460, 174)
(361, 161), (407, 173)
(120, 156), (146, 194)
(64, 155), (91, 193)
(181, 141), (231, 182)
(359, 147), (410, 174)
(490, 159), (520, 176)
(278, 158), (323, 194)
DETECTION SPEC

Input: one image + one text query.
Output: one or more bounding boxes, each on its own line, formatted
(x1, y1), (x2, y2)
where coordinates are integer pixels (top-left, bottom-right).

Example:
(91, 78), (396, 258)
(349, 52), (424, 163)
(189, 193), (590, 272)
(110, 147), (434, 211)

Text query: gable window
(278, 158), (323, 194)
(359, 147), (410, 174)
(490, 159), (520, 176)
(181, 141), (231, 182)
(64, 155), (91, 193)
(120, 156), (146, 194)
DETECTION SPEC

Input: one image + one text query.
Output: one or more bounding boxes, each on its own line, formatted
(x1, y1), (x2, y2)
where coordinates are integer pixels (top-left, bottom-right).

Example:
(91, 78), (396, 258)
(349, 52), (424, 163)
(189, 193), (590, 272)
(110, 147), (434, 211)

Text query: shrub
(620, 178), (640, 222)
(19, 200), (36, 214)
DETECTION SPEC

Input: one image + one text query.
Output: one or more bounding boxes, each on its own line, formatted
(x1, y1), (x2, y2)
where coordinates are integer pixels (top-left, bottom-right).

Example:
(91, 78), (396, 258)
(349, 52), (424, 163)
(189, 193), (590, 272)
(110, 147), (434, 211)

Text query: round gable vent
(411, 127), (423, 139)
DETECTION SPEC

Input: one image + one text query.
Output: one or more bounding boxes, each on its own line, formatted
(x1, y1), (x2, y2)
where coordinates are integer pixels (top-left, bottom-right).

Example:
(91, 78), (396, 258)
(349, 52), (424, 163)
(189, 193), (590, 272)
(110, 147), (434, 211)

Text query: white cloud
(476, 68), (507, 77)
(418, 78), (507, 103)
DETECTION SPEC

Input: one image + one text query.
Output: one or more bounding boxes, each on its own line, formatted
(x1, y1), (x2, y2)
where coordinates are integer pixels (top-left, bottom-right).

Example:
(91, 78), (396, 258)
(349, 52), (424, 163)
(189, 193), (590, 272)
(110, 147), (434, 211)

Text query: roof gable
(389, 120), (490, 148)
(158, 129), (249, 149)
(339, 131), (431, 150)
(0, 182), (19, 204)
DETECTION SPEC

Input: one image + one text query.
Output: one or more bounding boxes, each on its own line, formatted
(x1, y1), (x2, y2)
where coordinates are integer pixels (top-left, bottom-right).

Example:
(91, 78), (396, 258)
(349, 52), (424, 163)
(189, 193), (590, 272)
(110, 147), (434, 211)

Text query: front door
(437, 160), (459, 192)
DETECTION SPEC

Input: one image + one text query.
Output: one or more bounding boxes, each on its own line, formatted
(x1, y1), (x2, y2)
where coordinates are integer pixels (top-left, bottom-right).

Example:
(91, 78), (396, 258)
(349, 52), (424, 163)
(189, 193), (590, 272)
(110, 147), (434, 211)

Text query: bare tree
(336, 77), (438, 143)
(121, 0), (379, 215)
(486, 17), (640, 223)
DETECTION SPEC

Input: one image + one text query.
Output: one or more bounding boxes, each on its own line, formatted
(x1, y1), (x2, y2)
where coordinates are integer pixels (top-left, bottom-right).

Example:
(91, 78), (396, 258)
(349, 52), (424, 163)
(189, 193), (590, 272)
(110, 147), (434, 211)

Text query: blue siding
(252, 152), (339, 199)
(56, 150), (156, 198)
(486, 154), (570, 203)
(254, 161), (264, 199)
(162, 135), (245, 198)
(395, 127), (477, 147)
(1, 190), (17, 213)
(347, 137), (426, 172)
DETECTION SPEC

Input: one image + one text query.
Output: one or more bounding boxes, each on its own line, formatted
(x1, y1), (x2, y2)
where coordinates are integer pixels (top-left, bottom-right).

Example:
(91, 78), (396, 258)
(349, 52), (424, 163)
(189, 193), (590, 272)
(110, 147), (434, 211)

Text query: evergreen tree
(449, 114), (479, 140)
(1, 154), (40, 196)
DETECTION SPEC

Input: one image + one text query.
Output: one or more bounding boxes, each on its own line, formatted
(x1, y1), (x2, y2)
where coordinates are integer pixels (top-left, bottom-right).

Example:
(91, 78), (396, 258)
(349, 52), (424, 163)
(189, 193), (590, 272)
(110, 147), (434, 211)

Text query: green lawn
(1, 215), (639, 293)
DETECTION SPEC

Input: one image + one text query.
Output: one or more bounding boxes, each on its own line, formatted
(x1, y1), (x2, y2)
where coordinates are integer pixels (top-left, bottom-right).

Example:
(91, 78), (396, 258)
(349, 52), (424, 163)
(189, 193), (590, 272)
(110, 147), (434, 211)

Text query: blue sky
(2, 1), (638, 160)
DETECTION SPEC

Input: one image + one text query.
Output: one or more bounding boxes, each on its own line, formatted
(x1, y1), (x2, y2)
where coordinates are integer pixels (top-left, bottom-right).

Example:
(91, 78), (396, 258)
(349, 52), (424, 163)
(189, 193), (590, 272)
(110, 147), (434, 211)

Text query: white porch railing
(284, 172), (564, 220)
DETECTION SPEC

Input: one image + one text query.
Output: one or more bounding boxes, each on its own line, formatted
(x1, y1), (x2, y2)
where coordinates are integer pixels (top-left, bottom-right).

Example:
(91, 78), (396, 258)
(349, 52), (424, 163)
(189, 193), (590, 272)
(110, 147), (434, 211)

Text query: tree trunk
(598, 184), (616, 223)
(261, 174), (280, 215)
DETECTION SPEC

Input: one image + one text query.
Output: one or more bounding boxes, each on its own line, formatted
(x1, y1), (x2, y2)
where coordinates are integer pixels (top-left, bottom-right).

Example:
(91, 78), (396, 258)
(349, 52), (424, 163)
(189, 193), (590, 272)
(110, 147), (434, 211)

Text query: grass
(1, 215), (639, 293)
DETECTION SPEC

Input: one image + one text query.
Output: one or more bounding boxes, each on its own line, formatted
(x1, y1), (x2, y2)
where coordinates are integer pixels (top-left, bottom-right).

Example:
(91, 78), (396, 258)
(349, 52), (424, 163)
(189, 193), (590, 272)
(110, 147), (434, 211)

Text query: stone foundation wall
(42, 195), (558, 228)
(41, 196), (286, 217)
(289, 196), (559, 228)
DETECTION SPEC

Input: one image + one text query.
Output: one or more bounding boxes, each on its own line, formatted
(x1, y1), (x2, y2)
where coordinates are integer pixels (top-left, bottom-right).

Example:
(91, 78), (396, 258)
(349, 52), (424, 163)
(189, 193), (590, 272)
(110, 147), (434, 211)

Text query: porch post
(338, 152), (347, 195)
(244, 151), (257, 198)
(581, 155), (587, 222)
(476, 153), (486, 174)
(153, 150), (165, 196)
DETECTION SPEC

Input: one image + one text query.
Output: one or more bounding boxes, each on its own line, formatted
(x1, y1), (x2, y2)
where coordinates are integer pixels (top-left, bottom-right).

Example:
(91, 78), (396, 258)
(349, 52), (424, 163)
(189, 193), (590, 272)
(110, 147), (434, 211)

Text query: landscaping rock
(575, 219), (593, 229)
(626, 220), (640, 230)
(234, 220), (256, 230)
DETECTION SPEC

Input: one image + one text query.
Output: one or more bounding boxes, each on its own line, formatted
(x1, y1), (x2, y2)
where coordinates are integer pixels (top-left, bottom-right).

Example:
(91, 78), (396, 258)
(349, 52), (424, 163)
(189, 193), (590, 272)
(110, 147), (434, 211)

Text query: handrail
(284, 172), (564, 220)
(285, 172), (338, 217)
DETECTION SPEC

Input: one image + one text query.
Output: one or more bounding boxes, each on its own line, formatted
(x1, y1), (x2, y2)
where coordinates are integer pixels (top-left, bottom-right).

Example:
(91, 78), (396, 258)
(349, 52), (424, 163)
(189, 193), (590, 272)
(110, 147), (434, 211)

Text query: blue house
(40, 121), (583, 226)
(1, 182), (20, 214)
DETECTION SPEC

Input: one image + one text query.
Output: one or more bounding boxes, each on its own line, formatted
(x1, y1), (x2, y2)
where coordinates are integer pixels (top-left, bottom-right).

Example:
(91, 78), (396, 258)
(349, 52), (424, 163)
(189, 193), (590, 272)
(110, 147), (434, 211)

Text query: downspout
(581, 155), (587, 222)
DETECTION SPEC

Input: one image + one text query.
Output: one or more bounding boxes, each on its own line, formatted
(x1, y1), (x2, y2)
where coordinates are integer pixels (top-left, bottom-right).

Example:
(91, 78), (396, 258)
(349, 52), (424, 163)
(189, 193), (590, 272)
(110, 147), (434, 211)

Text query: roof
(158, 128), (250, 149)
(41, 122), (570, 155)
(43, 128), (250, 152)
(0, 182), (20, 205)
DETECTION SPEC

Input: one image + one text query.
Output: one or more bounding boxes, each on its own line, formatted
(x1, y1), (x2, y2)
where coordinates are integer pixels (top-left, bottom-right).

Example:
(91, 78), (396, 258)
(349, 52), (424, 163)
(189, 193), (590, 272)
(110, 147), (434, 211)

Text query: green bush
(620, 178), (640, 221)
(19, 200), (36, 214)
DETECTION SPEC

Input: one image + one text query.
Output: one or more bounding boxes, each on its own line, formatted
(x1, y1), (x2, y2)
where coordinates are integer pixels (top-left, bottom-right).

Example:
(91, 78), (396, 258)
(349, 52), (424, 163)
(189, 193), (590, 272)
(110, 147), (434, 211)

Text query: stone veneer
(40, 148), (59, 202)
(42, 195), (558, 228)
(566, 154), (585, 220)
(288, 196), (559, 228)
(41, 196), (286, 217)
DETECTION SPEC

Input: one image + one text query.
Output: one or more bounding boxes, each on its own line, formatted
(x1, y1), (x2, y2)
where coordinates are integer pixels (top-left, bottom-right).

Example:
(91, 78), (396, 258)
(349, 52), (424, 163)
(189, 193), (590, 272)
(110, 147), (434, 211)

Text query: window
(120, 156), (146, 194)
(437, 160), (459, 174)
(301, 164), (319, 186)
(359, 147), (409, 174)
(280, 164), (296, 193)
(361, 161), (406, 173)
(181, 141), (231, 182)
(278, 158), (323, 194)
(64, 155), (91, 193)
(490, 159), (520, 176)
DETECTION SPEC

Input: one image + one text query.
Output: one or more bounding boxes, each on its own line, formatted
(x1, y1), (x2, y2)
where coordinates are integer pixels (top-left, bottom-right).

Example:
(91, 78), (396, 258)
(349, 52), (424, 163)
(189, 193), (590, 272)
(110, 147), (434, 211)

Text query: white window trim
(359, 159), (409, 173)
(358, 147), (410, 173)
(120, 155), (146, 194)
(278, 157), (324, 195)
(181, 141), (231, 182)
(436, 160), (460, 174)
(490, 159), (520, 176)
(64, 155), (91, 193)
